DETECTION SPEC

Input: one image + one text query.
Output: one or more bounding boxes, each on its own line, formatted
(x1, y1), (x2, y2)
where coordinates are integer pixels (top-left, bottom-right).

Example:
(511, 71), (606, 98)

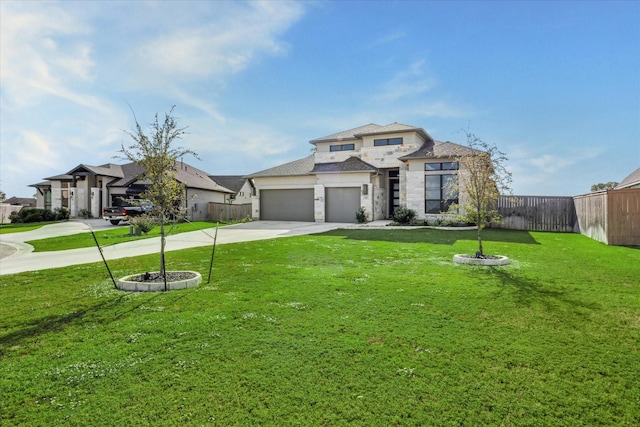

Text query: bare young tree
(446, 130), (512, 257)
(120, 106), (198, 280)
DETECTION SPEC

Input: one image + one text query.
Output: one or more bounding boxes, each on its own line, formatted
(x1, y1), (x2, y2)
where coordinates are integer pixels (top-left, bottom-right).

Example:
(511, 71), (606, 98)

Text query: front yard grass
(1, 228), (638, 426)
(0, 221), (59, 234)
(25, 221), (222, 252)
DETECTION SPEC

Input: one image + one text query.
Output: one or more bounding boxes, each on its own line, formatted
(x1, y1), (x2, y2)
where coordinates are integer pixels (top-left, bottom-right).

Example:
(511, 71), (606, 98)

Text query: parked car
(102, 199), (153, 225)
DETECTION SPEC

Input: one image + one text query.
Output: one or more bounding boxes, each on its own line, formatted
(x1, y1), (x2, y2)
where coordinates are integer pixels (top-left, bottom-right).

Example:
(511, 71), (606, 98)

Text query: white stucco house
(245, 122), (475, 223)
(30, 161), (241, 221)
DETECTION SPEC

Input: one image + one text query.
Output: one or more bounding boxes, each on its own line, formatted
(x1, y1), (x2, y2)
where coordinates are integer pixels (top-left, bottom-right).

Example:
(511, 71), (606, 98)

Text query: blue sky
(1, 0), (638, 198)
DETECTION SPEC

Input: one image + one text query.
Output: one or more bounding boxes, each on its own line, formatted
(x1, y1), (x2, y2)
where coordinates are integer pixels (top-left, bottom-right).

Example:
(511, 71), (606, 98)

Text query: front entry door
(389, 178), (400, 218)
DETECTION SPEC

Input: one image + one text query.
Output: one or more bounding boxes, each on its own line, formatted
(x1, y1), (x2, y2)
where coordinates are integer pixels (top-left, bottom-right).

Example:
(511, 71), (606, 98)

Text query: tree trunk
(477, 225), (483, 257)
(159, 218), (166, 276)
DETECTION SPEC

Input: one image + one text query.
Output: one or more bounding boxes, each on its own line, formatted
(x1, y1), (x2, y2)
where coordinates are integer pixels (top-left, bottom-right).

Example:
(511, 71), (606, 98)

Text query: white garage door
(260, 189), (314, 221)
(326, 187), (361, 223)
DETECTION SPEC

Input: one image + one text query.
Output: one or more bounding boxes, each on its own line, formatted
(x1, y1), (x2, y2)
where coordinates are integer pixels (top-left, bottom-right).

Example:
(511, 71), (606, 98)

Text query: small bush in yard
(392, 207), (416, 224)
(129, 214), (157, 234)
(355, 207), (368, 223)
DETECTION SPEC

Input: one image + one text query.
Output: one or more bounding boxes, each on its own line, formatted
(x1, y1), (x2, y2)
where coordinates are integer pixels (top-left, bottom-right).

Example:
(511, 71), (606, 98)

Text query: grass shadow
(0, 287), (198, 356)
(316, 227), (540, 245)
(478, 267), (602, 316)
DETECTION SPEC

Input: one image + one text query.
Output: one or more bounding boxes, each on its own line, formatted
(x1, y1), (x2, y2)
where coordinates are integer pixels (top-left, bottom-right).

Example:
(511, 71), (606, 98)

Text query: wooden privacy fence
(573, 189), (640, 246)
(493, 195), (577, 232)
(207, 202), (251, 222)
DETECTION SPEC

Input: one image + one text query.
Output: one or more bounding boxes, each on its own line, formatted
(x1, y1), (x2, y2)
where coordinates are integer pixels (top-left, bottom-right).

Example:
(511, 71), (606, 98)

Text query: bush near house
(392, 207), (417, 224)
(9, 207), (69, 223)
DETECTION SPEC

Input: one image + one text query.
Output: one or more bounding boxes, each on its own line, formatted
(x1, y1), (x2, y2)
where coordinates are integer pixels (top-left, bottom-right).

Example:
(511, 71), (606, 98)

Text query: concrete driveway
(0, 220), (373, 275)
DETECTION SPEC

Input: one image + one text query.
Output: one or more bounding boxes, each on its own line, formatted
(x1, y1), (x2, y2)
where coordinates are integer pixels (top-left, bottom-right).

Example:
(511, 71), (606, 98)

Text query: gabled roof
(40, 161), (232, 193)
(66, 163), (124, 178)
(43, 173), (74, 181)
(615, 167), (640, 189)
(312, 156), (379, 174)
(105, 163), (146, 187)
(309, 122), (432, 144)
(245, 155), (315, 178)
(398, 140), (479, 160)
(309, 124), (382, 144)
(209, 176), (248, 193)
(171, 162), (234, 193)
(4, 197), (36, 206)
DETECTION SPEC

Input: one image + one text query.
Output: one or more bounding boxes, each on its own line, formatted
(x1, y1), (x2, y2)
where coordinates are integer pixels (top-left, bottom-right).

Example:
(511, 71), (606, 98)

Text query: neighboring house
(4, 197), (36, 207)
(0, 197), (34, 223)
(245, 122), (475, 223)
(614, 167), (640, 190)
(30, 161), (235, 221)
(208, 176), (254, 205)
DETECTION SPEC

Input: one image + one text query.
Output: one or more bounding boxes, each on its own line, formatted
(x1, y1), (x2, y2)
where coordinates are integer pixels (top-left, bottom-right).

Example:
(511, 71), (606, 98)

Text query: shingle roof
(106, 163), (146, 187)
(66, 163), (124, 178)
(309, 124), (382, 144)
(615, 167), (640, 189)
(43, 173), (74, 181)
(398, 140), (479, 160)
(209, 176), (248, 193)
(173, 162), (234, 193)
(245, 155), (315, 178)
(309, 122), (432, 144)
(4, 197), (36, 206)
(312, 157), (379, 174)
(45, 161), (232, 193)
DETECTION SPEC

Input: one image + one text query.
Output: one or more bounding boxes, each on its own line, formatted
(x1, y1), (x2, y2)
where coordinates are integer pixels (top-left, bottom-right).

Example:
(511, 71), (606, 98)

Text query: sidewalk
(0, 220), (390, 275)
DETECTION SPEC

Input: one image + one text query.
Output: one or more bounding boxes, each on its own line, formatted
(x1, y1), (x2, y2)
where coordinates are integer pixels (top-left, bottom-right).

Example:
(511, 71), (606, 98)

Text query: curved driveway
(0, 220), (376, 276)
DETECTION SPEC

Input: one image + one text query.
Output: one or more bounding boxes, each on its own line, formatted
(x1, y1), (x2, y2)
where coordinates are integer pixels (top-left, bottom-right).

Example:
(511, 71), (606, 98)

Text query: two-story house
(246, 123), (475, 223)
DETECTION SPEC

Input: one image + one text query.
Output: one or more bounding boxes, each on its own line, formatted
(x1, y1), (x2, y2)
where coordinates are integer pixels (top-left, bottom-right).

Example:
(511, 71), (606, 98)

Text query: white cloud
(189, 118), (297, 160)
(0, 2), (95, 109)
(11, 131), (61, 171)
(375, 60), (437, 102)
(132, 1), (304, 84)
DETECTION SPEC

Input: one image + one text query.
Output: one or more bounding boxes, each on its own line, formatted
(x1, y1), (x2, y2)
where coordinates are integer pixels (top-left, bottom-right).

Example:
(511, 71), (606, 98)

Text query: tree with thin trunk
(446, 130), (512, 257)
(120, 107), (197, 283)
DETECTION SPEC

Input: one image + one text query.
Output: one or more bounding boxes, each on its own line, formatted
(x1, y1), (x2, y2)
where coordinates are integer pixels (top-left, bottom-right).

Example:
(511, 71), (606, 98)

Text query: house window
(330, 143), (355, 152)
(425, 162), (458, 214)
(373, 137), (403, 146)
(425, 162), (458, 171)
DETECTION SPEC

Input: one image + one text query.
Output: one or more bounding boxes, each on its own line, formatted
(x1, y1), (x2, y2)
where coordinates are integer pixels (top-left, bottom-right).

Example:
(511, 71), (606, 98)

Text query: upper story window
(329, 143), (355, 152)
(373, 137), (403, 146)
(425, 162), (459, 171)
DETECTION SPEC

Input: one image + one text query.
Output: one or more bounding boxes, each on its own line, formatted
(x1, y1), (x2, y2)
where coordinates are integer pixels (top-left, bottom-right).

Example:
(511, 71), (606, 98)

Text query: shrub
(54, 207), (70, 221)
(18, 208), (44, 223)
(355, 207), (368, 224)
(129, 214), (157, 234)
(78, 209), (93, 219)
(392, 207), (416, 224)
(9, 212), (22, 223)
(42, 209), (57, 221)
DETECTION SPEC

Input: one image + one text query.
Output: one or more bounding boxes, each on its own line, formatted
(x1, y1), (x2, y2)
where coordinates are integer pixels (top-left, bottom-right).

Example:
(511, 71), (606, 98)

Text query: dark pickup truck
(102, 200), (153, 225)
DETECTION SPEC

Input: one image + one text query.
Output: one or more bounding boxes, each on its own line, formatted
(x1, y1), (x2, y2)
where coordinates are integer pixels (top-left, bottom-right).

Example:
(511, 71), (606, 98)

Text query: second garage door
(325, 187), (361, 223)
(260, 189), (314, 221)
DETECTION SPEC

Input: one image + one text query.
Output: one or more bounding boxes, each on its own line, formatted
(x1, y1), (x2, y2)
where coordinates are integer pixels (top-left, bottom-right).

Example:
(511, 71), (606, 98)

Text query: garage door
(326, 187), (361, 223)
(260, 189), (314, 221)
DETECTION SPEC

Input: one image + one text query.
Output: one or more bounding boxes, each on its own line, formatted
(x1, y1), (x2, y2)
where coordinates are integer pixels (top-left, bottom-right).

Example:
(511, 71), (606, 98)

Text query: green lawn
(25, 221), (222, 252)
(1, 228), (638, 426)
(0, 221), (59, 234)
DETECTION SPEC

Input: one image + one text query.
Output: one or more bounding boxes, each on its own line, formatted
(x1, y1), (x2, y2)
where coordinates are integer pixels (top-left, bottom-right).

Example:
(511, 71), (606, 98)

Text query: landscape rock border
(117, 271), (202, 292)
(453, 254), (510, 266)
